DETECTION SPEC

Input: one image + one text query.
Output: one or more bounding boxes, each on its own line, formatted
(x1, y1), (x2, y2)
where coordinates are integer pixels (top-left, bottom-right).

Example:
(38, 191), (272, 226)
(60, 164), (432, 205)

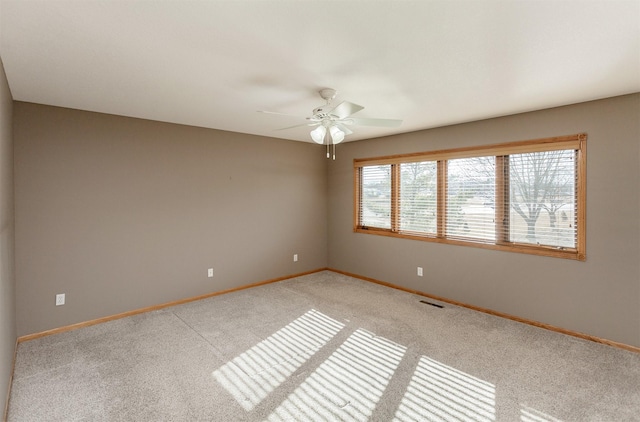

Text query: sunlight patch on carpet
(212, 309), (345, 411)
(267, 329), (407, 421)
(521, 405), (563, 422)
(393, 356), (496, 421)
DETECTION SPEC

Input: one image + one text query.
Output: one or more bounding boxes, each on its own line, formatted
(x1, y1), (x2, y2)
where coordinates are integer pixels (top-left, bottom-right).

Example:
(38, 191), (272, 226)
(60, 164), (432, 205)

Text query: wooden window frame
(354, 134), (587, 261)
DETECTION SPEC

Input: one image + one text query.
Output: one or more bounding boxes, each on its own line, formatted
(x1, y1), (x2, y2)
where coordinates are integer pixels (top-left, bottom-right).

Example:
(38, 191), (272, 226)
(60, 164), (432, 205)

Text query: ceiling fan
(260, 88), (402, 159)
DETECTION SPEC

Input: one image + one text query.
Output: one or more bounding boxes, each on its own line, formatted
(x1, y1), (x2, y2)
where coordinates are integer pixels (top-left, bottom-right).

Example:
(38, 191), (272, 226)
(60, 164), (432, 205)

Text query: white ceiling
(1, 0), (639, 143)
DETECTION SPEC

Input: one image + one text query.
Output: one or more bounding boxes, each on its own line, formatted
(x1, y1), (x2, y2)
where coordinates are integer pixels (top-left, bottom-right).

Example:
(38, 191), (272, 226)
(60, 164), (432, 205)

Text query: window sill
(354, 227), (585, 261)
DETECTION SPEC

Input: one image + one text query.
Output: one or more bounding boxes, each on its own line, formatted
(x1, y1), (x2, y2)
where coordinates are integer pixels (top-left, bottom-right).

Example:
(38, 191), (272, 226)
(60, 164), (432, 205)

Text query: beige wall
(0, 58), (15, 413)
(328, 94), (640, 347)
(11, 94), (640, 349)
(14, 103), (328, 336)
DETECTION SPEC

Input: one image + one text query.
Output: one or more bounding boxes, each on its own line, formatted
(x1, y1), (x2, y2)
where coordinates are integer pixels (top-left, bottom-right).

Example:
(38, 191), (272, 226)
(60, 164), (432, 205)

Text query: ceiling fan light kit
(263, 88), (402, 160)
(329, 125), (345, 144)
(310, 125), (326, 144)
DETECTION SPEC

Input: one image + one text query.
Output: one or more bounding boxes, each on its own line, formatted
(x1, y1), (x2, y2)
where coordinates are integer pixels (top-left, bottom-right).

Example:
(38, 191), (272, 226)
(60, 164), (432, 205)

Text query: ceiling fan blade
(276, 122), (319, 131)
(335, 123), (353, 135)
(258, 110), (307, 119)
(329, 101), (364, 119)
(347, 117), (402, 127)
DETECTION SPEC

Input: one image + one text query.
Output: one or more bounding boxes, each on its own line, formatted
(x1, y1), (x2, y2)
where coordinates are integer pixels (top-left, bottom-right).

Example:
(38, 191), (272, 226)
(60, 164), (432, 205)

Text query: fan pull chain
(326, 143), (330, 159)
(333, 143), (336, 160)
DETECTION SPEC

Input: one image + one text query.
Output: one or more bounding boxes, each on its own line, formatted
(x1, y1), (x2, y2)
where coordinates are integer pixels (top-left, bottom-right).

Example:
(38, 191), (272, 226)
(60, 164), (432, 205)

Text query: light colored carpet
(7, 270), (640, 421)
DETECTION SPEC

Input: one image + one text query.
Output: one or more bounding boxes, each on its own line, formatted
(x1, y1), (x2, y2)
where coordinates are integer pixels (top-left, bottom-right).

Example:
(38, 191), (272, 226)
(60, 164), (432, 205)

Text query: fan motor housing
(313, 106), (334, 118)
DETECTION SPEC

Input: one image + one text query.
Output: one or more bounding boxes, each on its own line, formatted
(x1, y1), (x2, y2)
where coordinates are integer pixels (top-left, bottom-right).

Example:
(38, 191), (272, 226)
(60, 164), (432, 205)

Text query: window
(400, 161), (437, 234)
(354, 134), (586, 260)
(359, 165), (392, 229)
(446, 157), (496, 241)
(508, 150), (577, 248)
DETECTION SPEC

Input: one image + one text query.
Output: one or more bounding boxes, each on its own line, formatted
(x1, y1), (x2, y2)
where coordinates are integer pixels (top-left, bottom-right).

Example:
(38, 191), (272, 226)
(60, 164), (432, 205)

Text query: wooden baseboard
(18, 266), (639, 354)
(329, 268), (640, 354)
(18, 268), (328, 343)
(3, 338), (17, 421)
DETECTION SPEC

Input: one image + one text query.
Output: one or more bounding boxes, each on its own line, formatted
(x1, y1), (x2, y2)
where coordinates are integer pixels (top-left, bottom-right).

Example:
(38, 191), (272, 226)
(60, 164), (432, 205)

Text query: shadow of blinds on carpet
(212, 309), (345, 411)
(266, 328), (407, 421)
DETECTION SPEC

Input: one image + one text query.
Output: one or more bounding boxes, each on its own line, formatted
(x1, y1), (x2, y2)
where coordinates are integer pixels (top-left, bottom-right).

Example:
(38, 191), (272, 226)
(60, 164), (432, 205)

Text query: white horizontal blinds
(355, 134), (585, 260)
(509, 150), (576, 248)
(446, 157), (496, 241)
(399, 161), (437, 234)
(359, 165), (392, 229)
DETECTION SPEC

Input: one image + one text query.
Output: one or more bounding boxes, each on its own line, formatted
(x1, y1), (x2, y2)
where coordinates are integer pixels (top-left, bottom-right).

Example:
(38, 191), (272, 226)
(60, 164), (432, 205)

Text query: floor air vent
(420, 300), (444, 308)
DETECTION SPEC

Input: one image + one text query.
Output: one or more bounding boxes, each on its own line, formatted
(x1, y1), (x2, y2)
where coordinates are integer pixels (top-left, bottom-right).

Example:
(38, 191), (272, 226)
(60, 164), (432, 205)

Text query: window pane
(400, 161), (437, 234)
(509, 150), (576, 248)
(360, 165), (391, 229)
(446, 157), (496, 240)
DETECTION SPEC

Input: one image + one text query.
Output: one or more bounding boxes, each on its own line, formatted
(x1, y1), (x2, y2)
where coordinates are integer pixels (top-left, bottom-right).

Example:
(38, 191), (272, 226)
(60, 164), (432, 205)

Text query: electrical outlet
(417, 267), (423, 277)
(293, 254), (298, 262)
(208, 268), (213, 278)
(56, 293), (65, 306)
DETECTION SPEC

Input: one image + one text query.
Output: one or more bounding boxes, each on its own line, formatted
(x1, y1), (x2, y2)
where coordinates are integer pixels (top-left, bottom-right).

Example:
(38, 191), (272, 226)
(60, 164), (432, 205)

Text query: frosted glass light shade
(310, 126), (326, 144)
(329, 125), (345, 144)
